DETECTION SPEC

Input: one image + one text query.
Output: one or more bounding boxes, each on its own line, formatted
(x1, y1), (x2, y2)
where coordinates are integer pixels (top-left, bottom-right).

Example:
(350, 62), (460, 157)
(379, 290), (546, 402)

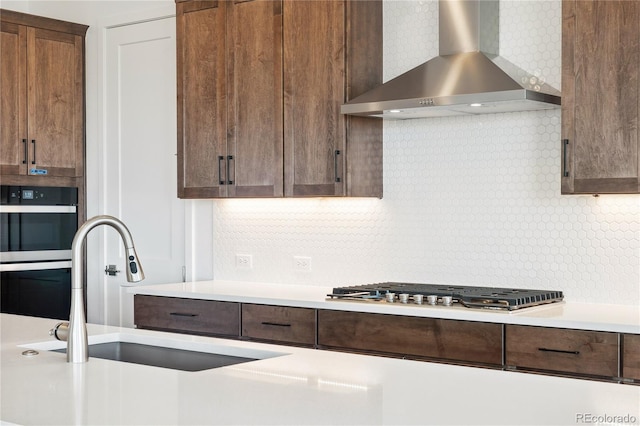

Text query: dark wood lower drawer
(317, 309), (502, 366)
(134, 295), (240, 337)
(623, 333), (640, 381)
(505, 325), (618, 377)
(241, 304), (315, 346)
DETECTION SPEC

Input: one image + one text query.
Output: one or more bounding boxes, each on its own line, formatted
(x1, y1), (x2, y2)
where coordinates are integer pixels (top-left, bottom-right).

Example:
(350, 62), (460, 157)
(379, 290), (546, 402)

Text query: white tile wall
(213, 0), (640, 305)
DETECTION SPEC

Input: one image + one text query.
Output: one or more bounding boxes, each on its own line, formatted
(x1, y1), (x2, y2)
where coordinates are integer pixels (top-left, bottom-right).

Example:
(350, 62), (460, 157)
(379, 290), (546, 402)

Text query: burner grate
(330, 282), (564, 310)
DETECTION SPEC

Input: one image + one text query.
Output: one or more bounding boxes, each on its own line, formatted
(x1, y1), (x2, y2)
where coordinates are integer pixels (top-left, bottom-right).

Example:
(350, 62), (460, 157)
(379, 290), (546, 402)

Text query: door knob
(104, 264), (121, 276)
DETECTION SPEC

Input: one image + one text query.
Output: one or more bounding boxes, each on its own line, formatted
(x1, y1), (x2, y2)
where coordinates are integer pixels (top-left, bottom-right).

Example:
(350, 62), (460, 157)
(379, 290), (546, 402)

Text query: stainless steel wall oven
(1, 185), (78, 320)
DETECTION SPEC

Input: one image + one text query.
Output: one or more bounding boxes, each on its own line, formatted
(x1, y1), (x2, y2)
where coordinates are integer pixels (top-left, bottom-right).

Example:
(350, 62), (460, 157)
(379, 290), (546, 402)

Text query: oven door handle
(1, 250), (72, 263)
(0, 205), (77, 213)
(0, 260), (72, 272)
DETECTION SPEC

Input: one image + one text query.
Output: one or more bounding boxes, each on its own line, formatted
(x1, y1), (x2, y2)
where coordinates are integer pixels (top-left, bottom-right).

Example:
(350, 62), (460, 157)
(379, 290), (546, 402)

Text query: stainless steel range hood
(341, 0), (560, 119)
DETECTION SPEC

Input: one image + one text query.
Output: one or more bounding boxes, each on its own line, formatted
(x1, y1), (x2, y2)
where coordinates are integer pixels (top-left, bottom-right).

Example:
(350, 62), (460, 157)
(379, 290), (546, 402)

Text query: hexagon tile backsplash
(212, 0), (640, 305)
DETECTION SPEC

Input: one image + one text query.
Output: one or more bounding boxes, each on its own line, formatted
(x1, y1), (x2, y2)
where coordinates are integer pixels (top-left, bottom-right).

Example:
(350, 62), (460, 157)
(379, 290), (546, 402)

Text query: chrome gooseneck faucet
(67, 215), (145, 363)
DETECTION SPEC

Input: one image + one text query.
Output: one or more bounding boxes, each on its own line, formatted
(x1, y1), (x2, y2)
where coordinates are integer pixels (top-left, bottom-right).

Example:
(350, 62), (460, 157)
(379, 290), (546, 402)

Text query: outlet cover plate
(236, 254), (252, 269)
(293, 256), (311, 271)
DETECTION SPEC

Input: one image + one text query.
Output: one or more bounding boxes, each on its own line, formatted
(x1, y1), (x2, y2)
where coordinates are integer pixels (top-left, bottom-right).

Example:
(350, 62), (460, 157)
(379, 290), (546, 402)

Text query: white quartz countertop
(2, 313), (639, 426)
(130, 280), (640, 333)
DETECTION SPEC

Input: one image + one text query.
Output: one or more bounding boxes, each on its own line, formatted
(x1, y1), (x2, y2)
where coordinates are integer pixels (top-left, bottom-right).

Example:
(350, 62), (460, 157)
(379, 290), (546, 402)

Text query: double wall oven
(1, 185), (78, 320)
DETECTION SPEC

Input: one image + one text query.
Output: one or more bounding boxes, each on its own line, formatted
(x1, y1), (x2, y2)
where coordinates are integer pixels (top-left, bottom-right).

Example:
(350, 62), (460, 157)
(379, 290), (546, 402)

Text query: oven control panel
(1, 186), (78, 206)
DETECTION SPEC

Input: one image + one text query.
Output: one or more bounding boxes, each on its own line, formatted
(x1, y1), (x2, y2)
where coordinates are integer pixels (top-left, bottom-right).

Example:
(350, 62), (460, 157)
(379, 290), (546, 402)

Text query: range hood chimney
(341, 0), (561, 119)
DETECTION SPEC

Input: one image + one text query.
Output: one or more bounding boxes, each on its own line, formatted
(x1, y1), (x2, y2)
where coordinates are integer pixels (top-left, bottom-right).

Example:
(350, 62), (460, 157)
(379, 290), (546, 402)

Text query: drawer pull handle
(538, 347), (580, 355)
(261, 321), (291, 327)
(170, 312), (198, 318)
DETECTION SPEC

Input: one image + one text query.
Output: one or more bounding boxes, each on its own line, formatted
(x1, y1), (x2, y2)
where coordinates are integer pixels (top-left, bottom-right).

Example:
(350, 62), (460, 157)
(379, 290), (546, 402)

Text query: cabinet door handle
(562, 139), (569, 177)
(22, 139), (27, 164)
(218, 156), (226, 185)
(31, 140), (36, 164)
(170, 312), (198, 318)
(334, 150), (342, 183)
(227, 155), (234, 185)
(261, 321), (291, 327)
(538, 347), (580, 355)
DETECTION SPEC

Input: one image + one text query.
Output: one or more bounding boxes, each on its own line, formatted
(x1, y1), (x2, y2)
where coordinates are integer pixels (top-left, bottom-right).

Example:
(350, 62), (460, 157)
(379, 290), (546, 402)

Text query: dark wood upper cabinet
(1, 20), (26, 177)
(227, 0), (284, 198)
(283, 1), (382, 197)
(176, 1), (226, 198)
(0, 10), (86, 183)
(283, 0), (346, 197)
(176, 0), (382, 198)
(561, 0), (640, 194)
(177, 0), (284, 198)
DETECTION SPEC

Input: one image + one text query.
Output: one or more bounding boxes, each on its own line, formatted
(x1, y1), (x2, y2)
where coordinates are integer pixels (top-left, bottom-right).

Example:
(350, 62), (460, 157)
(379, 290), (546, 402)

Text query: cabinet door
(283, 0), (346, 197)
(317, 310), (503, 366)
(561, 0), (640, 194)
(622, 334), (640, 381)
(343, 0), (383, 198)
(505, 325), (618, 378)
(27, 27), (84, 177)
(177, 1), (227, 198)
(226, 0), (284, 197)
(0, 22), (27, 176)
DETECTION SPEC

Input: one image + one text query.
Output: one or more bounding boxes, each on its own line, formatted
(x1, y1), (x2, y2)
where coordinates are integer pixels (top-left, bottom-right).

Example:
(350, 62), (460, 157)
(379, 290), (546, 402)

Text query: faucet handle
(50, 322), (69, 341)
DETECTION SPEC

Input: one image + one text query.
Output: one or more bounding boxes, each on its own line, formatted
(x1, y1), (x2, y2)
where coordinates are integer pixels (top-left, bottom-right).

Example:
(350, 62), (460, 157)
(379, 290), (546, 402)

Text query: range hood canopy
(341, 0), (561, 119)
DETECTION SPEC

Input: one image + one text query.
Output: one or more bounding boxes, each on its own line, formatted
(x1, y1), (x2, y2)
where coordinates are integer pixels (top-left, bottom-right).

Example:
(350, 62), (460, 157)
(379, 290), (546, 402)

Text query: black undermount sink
(54, 341), (258, 371)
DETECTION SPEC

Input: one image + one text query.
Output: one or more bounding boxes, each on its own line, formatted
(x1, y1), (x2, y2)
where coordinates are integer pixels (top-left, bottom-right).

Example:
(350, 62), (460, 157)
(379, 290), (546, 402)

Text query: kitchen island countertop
(130, 280), (640, 333)
(2, 313), (639, 425)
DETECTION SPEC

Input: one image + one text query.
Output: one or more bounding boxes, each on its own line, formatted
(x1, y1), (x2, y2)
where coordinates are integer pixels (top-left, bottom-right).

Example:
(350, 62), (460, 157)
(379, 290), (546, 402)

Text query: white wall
(4, 0), (638, 306)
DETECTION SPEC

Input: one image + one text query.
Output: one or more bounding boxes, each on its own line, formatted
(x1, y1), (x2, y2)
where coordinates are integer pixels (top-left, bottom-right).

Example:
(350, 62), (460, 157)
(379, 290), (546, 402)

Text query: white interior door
(103, 16), (183, 327)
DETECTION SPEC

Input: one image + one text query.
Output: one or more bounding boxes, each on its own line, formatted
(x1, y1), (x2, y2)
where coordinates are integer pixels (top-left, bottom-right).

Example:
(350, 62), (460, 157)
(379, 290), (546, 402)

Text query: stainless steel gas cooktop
(327, 282), (564, 311)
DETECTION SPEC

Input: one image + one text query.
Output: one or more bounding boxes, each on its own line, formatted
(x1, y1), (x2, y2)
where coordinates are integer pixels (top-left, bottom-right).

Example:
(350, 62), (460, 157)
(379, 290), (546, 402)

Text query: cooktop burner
(328, 282), (564, 311)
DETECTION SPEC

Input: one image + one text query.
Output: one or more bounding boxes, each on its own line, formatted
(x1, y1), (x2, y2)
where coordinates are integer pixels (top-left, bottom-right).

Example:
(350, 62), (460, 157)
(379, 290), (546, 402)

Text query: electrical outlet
(293, 256), (311, 271)
(235, 254), (252, 269)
